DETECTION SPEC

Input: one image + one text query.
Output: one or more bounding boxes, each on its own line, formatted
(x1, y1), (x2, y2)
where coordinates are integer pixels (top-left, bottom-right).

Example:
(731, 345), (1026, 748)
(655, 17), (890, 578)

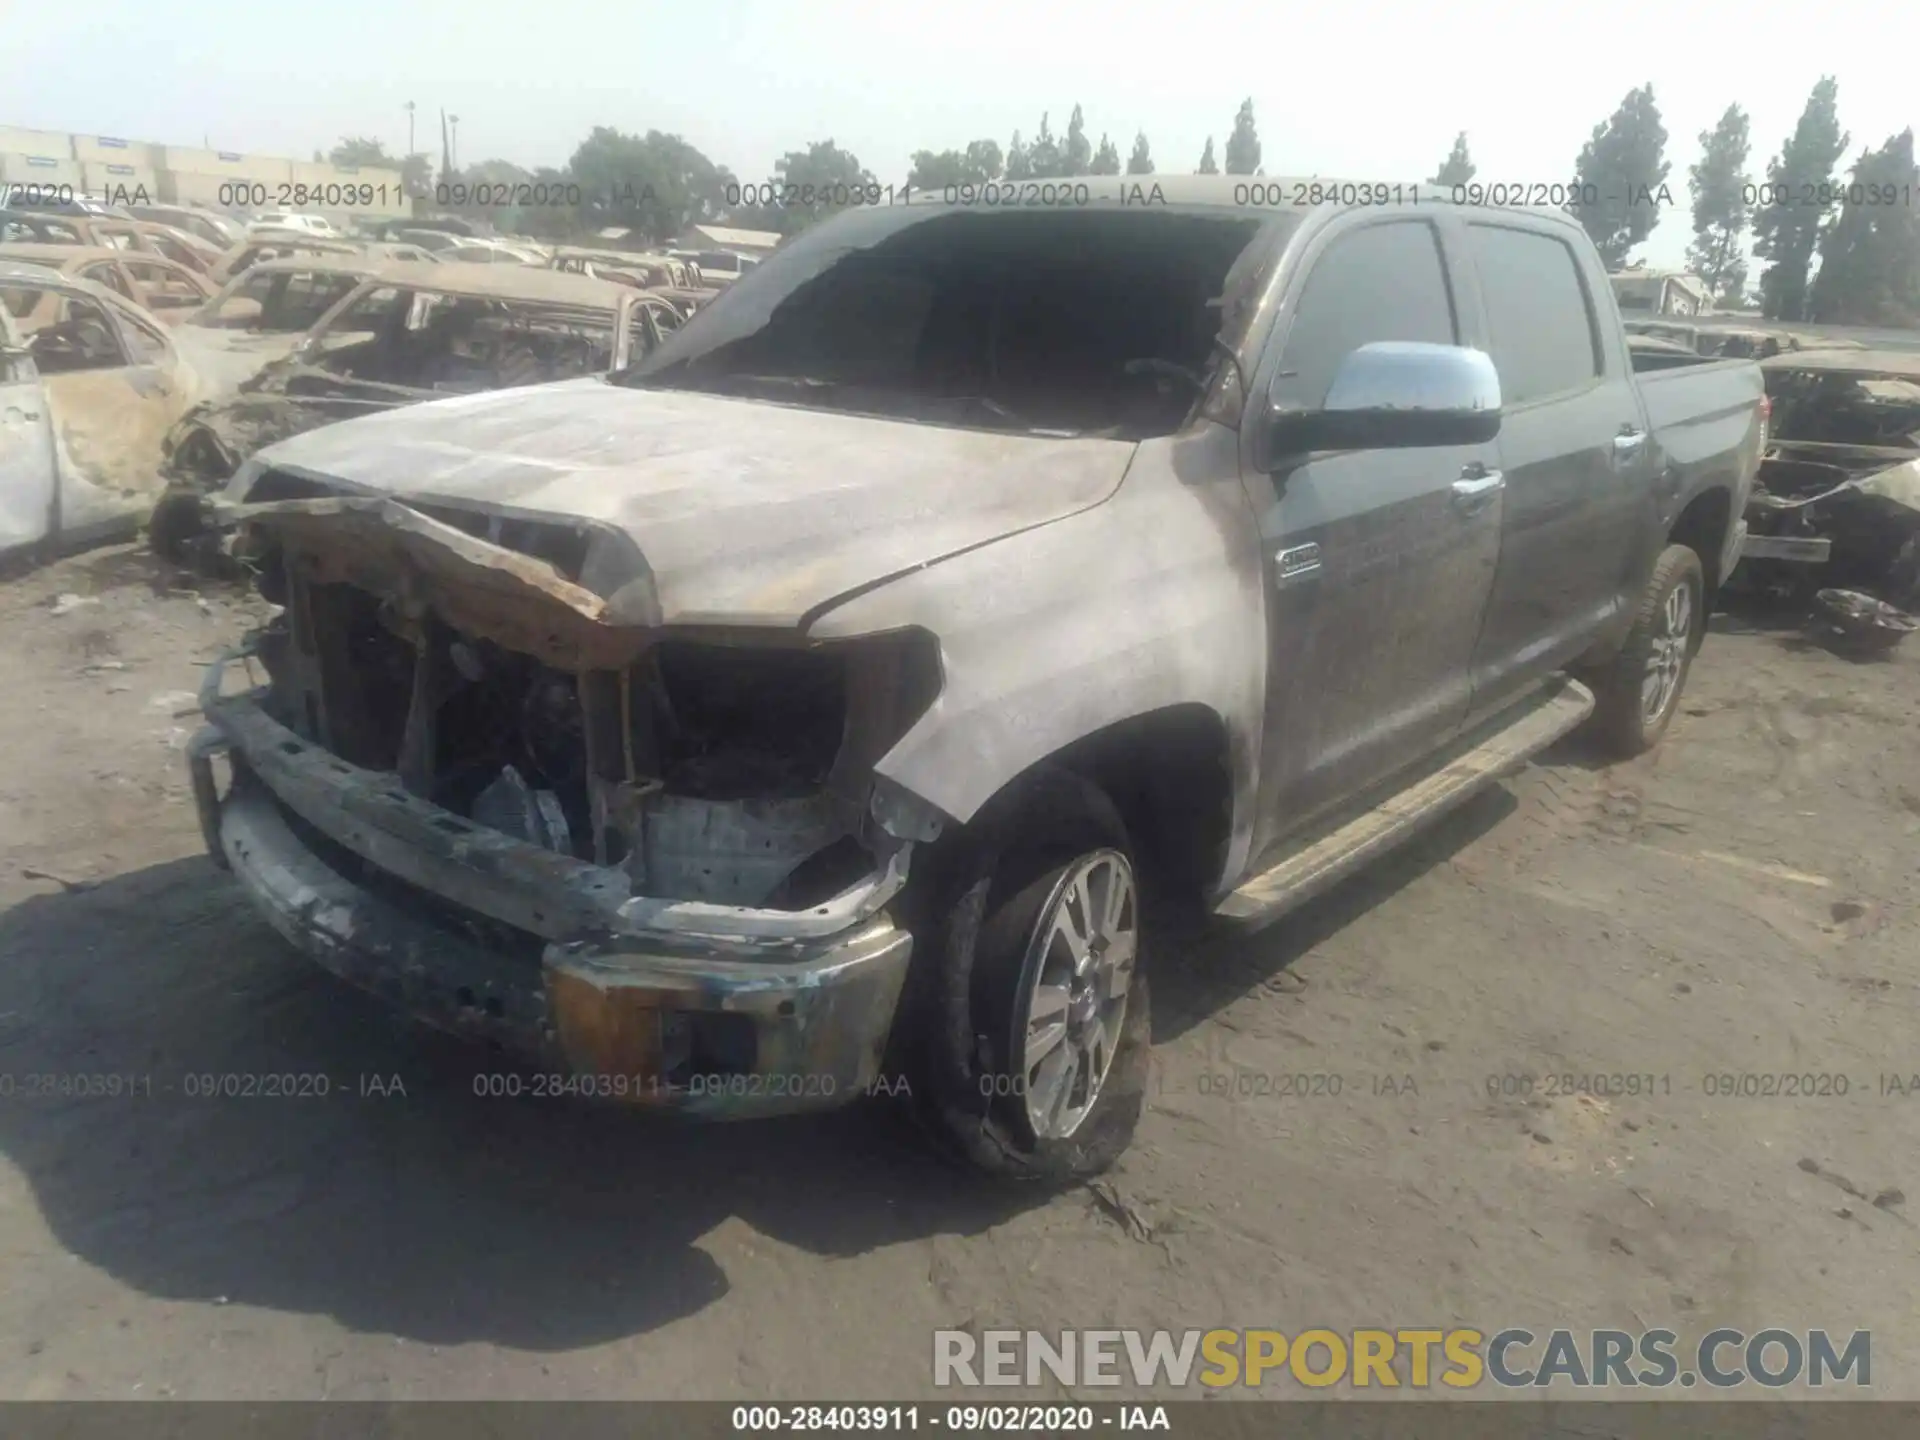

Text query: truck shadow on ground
(0, 787), (1510, 1349)
(0, 859), (1041, 1351)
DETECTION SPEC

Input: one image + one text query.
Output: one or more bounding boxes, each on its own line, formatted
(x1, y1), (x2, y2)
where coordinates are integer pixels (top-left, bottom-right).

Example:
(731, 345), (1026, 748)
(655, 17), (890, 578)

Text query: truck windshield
(615, 205), (1292, 438)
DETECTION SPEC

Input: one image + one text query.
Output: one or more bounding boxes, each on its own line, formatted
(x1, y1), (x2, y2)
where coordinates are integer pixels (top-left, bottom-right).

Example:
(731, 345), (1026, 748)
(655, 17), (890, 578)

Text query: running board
(1214, 676), (1595, 930)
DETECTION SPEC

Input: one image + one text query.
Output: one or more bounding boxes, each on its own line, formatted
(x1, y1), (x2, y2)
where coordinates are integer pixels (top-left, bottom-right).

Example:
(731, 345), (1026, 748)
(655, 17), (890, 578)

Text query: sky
(7, 0), (1913, 271)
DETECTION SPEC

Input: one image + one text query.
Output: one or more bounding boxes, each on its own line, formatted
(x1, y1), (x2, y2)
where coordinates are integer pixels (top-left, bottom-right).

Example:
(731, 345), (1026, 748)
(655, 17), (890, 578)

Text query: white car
(0, 260), (200, 554)
(246, 213), (339, 239)
(438, 238), (544, 265)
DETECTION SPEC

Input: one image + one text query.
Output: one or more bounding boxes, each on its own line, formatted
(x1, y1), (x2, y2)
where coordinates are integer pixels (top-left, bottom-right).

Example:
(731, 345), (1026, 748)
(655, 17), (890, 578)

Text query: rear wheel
(1586, 543), (1704, 756)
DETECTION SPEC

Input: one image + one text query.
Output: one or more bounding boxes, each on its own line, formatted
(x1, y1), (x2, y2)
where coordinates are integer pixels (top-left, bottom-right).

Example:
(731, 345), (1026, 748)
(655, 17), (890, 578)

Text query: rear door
(1244, 212), (1504, 851)
(0, 306), (57, 551)
(1459, 218), (1653, 711)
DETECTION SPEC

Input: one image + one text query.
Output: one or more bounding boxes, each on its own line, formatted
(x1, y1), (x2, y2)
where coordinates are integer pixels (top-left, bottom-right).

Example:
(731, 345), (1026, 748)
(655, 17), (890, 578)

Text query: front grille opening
(426, 639), (592, 856)
(265, 571), (896, 906)
(297, 583), (417, 769)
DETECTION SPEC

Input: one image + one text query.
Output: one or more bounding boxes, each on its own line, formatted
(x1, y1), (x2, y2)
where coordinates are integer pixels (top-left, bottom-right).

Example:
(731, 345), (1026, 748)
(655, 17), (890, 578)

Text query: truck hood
(244, 379), (1139, 627)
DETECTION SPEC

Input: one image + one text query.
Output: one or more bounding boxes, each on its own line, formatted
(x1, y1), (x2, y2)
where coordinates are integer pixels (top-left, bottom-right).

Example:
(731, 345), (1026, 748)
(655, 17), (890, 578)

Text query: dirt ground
(0, 543), (1914, 1401)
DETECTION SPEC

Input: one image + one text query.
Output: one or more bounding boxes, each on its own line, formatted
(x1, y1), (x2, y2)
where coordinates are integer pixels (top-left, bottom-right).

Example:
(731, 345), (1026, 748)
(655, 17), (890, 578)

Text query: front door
(1243, 215), (1504, 863)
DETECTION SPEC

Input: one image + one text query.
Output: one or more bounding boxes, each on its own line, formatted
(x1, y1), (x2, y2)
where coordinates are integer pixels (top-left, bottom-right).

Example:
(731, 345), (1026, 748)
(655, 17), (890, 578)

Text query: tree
(568, 126), (734, 244)
(1433, 132), (1475, 186)
(435, 157), (547, 231)
(768, 139), (876, 235)
(1027, 113), (1063, 178)
(513, 165), (587, 238)
(330, 136), (396, 170)
(1808, 129), (1920, 325)
(1224, 99), (1261, 176)
(1752, 77), (1849, 321)
(1127, 133), (1154, 175)
(1685, 104), (1752, 305)
(1196, 137), (1219, 175)
(1090, 134), (1121, 176)
(1006, 131), (1033, 180)
(908, 139), (1004, 191)
(964, 139), (1005, 183)
(400, 154), (433, 199)
(1064, 105), (1093, 176)
(1570, 83), (1672, 268)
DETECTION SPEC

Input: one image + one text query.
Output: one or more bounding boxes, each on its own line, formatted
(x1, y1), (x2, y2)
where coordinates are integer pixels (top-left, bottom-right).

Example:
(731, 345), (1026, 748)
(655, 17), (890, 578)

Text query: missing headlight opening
(245, 521), (942, 918)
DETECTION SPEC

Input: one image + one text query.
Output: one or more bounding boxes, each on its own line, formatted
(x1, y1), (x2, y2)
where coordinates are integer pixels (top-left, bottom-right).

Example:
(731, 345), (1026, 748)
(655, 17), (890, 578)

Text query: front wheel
(906, 771), (1151, 1182)
(1586, 543), (1704, 756)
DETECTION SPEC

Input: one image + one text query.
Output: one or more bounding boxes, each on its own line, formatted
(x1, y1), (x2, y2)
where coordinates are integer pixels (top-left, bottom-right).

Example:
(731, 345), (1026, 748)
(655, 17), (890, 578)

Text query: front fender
(806, 425), (1268, 892)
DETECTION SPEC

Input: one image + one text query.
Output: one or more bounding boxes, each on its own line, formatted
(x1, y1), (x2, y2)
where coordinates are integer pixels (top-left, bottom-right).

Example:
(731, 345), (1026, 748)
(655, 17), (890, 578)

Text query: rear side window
(1273, 220), (1456, 409)
(80, 262), (134, 299)
(1466, 224), (1602, 405)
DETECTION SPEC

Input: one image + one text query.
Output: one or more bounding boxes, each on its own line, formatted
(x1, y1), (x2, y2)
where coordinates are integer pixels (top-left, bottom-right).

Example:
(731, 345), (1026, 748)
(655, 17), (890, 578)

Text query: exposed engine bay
(235, 499), (943, 919)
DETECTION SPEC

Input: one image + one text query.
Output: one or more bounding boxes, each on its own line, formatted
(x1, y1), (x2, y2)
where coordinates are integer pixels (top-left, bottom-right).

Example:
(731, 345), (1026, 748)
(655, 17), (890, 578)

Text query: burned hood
(170, 324), (311, 396)
(240, 379), (1140, 628)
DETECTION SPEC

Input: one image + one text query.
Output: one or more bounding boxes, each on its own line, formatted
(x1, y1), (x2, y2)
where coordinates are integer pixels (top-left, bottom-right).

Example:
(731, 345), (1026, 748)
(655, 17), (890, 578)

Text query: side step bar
(1214, 676), (1595, 931)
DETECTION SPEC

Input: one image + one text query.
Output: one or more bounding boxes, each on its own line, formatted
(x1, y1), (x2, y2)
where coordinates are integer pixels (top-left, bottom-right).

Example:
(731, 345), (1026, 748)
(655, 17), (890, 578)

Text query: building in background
(1610, 269), (1712, 318)
(0, 126), (407, 223)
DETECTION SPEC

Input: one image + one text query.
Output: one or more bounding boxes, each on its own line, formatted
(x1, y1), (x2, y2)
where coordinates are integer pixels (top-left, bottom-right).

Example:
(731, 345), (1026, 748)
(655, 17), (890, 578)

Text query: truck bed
(1637, 355), (1766, 520)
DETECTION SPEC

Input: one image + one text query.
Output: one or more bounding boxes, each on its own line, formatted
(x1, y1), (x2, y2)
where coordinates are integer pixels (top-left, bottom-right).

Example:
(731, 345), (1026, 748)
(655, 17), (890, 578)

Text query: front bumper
(189, 663), (915, 1119)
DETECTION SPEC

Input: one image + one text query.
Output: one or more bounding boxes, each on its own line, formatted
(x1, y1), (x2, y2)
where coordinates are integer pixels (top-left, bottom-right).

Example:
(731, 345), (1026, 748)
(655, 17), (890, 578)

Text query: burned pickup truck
(151, 264), (681, 559)
(189, 178), (1761, 1180)
(1734, 348), (1920, 627)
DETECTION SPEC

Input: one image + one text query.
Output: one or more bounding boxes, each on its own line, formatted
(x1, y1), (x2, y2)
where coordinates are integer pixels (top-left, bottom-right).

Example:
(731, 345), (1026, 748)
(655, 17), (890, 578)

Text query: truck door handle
(1450, 467), (1504, 511)
(1613, 428), (1647, 457)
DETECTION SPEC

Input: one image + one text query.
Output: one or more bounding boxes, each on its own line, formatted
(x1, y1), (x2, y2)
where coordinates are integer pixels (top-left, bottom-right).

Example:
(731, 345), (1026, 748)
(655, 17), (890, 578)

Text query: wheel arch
(913, 703), (1237, 908)
(1669, 484), (1734, 598)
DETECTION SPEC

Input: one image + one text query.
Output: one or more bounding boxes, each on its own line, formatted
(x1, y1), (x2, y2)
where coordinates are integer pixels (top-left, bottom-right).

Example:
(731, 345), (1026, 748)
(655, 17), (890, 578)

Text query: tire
(902, 770), (1151, 1183)
(147, 487), (204, 563)
(1585, 543), (1704, 757)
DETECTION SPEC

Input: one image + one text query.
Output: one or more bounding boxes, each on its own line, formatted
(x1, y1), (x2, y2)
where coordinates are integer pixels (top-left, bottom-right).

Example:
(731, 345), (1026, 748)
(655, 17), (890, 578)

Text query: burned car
(0, 260), (202, 555)
(151, 265), (672, 558)
(1734, 348), (1920, 616)
(0, 208), (225, 275)
(169, 255), (389, 395)
(0, 243), (214, 326)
